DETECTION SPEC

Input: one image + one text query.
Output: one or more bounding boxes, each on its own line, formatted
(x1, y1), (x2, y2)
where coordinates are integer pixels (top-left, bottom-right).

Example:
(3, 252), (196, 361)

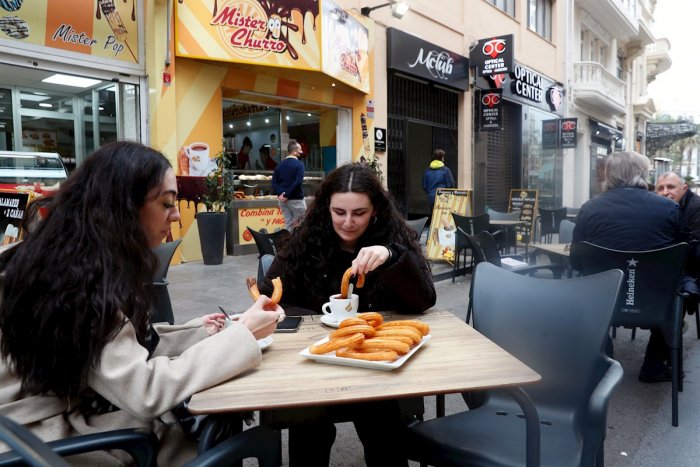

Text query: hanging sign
(560, 118), (578, 148)
(426, 189), (472, 262)
(479, 89), (502, 131)
(542, 118), (578, 150)
(470, 34), (513, 77)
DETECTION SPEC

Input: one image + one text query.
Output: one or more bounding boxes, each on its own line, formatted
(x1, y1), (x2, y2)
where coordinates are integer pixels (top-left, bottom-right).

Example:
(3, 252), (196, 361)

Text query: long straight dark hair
(0, 141), (171, 397)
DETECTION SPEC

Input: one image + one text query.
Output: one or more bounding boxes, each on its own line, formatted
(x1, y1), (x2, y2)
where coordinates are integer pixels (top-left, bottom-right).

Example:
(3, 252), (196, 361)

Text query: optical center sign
(387, 28), (469, 91)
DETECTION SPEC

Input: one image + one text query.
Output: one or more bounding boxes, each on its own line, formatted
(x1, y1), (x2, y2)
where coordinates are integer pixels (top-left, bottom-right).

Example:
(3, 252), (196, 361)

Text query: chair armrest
(0, 426), (158, 467)
(185, 426), (280, 467)
(580, 358), (624, 466)
(0, 415), (70, 467)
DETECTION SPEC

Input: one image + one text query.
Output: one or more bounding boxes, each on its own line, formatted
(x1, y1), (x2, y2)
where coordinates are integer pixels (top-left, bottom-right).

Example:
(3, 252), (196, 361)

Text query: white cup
(185, 142), (211, 175)
(322, 293), (359, 324)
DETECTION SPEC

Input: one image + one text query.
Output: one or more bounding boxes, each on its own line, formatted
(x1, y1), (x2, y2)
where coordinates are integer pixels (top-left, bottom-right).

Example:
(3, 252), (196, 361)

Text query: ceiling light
(229, 123), (234, 129)
(19, 93), (50, 102)
(42, 73), (101, 88)
(265, 118), (270, 124)
(38, 102), (53, 108)
(98, 106), (104, 110)
(285, 115), (290, 121)
(246, 121), (251, 126)
(307, 113), (312, 117)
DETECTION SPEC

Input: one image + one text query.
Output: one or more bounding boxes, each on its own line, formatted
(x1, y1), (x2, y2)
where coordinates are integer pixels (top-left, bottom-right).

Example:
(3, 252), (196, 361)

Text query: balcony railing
(577, 0), (638, 39)
(573, 62), (626, 115)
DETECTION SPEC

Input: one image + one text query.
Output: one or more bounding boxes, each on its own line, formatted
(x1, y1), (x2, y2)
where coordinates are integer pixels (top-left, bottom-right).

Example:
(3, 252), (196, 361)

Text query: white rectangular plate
(299, 335), (431, 371)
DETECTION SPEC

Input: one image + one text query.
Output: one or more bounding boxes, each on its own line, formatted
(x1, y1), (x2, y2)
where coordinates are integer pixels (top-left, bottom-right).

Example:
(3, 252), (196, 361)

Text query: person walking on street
(422, 149), (455, 207)
(272, 140), (306, 231)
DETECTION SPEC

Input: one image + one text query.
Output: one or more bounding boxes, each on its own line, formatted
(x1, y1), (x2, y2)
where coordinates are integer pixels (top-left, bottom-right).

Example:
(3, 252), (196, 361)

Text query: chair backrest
(472, 263), (623, 412)
(486, 208), (520, 221)
(570, 242), (688, 339)
(457, 227), (487, 266)
(475, 230), (503, 267)
(152, 239), (182, 282)
(538, 207), (567, 237)
(257, 254), (275, 284)
(247, 227), (290, 258)
(558, 219), (576, 244)
(405, 217), (428, 241)
(452, 213), (490, 251)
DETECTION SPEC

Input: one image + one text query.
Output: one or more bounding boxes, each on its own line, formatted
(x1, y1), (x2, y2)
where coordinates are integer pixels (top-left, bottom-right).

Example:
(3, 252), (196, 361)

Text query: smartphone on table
(275, 316), (303, 333)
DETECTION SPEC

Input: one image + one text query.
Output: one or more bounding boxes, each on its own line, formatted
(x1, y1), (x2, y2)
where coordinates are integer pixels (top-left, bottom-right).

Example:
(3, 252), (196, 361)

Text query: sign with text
(321, 0), (370, 93)
(560, 118), (578, 148)
(238, 206), (285, 244)
(541, 118), (578, 150)
(387, 28), (469, 91)
(470, 34), (513, 77)
(0, 0), (141, 66)
(426, 189), (472, 262)
(542, 119), (559, 150)
(374, 127), (386, 152)
(479, 89), (502, 131)
(508, 189), (538, 242)
(0, 191), (30, 246)
(176, 0), (322, 71)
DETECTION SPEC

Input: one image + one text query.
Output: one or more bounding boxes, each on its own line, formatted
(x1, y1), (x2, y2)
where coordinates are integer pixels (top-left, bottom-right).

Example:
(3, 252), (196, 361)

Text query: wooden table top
(530, 242), (570, 257)
(188, 310), (540, 414)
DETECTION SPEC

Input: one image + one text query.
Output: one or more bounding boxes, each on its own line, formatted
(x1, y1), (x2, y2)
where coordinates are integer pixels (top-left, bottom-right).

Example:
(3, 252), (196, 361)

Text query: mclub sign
(470, 34), (514, 77)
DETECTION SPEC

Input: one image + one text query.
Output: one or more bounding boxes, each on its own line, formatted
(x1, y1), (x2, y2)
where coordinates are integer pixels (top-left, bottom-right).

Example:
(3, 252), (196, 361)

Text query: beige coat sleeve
(152, 317), (208, 357)
(88, 320), (261, 421)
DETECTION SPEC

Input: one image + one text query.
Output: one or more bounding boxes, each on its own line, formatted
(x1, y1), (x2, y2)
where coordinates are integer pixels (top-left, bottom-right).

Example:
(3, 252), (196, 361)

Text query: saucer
(257, 336), (273, 350)
(320, 315), (340, 328)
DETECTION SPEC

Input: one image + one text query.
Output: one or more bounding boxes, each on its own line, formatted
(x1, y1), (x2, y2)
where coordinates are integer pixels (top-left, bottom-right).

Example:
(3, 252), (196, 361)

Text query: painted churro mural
(426, 189), (473, 262)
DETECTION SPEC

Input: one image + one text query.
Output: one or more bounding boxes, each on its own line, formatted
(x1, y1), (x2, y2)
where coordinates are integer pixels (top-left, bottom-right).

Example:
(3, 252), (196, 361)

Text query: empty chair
(405, 217), (428, 242)
(451, 213), (490, 282)
(408, 263), (624, 467)
(538, 207), (567, 243)
(152, 239), (182, 325)
(246, 227), (290, 257)
(571, 241), (688, 426)
(486, 208), (521, 253)
(558, 219), (576, 244)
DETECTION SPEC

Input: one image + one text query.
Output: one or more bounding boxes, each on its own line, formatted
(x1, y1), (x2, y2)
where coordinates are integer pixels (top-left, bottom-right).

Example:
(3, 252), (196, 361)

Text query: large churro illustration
(360, 113), (371, 158)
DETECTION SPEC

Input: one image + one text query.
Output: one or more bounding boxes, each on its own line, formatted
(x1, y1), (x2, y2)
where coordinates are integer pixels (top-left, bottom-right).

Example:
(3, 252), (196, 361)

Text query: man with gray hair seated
(572, 151), (681, 382)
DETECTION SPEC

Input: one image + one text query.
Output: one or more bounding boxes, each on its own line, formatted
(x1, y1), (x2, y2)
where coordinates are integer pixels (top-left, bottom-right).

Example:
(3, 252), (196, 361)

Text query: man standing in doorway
(272, 140), (306, 231)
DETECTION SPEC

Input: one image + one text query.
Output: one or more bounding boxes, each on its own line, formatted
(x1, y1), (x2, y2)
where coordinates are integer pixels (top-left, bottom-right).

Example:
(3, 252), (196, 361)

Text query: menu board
(426, 189), (472, 262)
(0, 191), (30, 246)
(508, 189), (538, 242)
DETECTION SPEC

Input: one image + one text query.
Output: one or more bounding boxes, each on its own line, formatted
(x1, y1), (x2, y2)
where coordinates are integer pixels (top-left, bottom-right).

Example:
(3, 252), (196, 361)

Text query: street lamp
(361, 1), (410, 19)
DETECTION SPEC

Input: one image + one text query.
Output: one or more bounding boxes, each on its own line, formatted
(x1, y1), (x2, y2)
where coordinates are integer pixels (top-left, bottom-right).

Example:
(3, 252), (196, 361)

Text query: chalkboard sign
(508, 189), (538, 242)
(0, 191), (30, 246)
(426, 188), (472, 262)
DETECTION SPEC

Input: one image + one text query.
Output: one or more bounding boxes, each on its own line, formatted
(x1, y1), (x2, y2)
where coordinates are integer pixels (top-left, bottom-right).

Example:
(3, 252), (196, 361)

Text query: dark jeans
(287, 400), (409, 467)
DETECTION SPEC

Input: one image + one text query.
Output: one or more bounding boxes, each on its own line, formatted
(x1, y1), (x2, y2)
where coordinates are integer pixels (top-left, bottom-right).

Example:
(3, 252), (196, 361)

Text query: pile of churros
(309, 312), (430, 362)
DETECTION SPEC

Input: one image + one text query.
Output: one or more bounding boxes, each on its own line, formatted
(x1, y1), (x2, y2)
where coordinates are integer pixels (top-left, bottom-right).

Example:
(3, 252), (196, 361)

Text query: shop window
(0, 89), (14, 150)
(486, 0), (515, 17)
(528, 0), (552, 41)
(523, 107), (561, 209)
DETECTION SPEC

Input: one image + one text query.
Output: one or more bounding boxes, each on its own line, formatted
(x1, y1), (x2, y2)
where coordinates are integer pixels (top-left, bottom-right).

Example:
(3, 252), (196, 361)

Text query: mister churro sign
(176, 0), (322, 70)
(0, 0), (141, 67)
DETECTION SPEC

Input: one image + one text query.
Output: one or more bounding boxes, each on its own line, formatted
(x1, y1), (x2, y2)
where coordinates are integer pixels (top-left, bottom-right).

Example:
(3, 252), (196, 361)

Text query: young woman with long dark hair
(0, 141), (283, 464)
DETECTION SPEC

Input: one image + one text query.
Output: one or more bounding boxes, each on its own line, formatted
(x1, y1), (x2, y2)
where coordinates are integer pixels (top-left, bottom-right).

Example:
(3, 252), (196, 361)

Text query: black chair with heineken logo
(570, 241), (688, 426)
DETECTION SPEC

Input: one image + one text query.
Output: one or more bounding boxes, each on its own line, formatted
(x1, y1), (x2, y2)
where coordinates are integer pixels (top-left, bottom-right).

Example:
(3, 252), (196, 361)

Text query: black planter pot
(196, 211), (227, 265)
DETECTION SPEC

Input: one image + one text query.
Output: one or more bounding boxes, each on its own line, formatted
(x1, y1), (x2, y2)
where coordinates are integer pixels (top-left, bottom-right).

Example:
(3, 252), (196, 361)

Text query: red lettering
(211, 6), (238, 26)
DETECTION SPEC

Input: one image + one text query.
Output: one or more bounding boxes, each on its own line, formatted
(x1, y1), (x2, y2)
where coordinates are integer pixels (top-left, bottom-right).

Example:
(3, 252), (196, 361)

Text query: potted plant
(196, 147), (234, 265)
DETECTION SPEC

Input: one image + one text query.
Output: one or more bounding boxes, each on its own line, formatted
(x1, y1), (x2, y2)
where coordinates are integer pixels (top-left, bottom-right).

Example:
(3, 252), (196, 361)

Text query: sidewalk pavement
(168, 251), (700, 467)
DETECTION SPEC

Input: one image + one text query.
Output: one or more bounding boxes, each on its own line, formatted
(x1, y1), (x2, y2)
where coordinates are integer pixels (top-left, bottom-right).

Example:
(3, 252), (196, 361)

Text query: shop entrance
(0, 65), (141, 172)
(387, 73), (459, 218)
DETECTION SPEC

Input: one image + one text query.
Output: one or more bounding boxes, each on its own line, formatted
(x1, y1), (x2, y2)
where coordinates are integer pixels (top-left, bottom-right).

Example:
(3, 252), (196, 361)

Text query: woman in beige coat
(0, 141), (283, 465)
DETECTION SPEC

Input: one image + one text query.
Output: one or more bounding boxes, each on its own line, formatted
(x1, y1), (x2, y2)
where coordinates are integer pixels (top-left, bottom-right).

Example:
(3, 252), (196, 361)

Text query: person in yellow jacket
(422, 148), (455, 206)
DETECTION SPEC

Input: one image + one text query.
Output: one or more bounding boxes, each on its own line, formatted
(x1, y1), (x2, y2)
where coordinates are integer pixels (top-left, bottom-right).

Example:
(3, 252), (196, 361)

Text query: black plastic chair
(405, 217), (428, 242)
(538, 207), (567, 243)
(246, 227), (290, 257)
(450, 213), (490, 283)
(408, 263), (624, 467)
(486, 208), (520, 253)
(558, 219), (576, 244)
(0, 415), (280, 467)
(152, 239), (182, 325)
(570, 241), (688, 426)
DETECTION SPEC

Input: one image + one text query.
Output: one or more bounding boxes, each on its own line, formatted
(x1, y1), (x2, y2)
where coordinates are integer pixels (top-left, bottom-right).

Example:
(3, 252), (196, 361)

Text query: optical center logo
(481, 38), (508, 75)
(408, 48), (454, 81)
(481, 92), (500, 108)
(561, 120), (576, 131)
(211, 1), (286, 59)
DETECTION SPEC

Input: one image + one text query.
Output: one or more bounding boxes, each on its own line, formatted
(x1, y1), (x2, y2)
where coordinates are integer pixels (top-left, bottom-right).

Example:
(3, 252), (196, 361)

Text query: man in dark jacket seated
(571, 151), (681, 383)
(656, 172), (700, 296)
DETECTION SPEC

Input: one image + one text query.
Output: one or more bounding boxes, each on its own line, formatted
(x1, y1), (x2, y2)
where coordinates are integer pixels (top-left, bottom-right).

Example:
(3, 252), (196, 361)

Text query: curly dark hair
(0, 141), (171, 397)
(279, 163), (423, 301)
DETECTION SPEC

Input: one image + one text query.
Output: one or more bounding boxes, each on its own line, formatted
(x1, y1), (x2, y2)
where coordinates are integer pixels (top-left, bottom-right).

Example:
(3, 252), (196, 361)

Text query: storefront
(170, 0), (375, 259)
(474, 61), (565, 211)
(385, 28), (468, 218)
(588, 119), (624, 197)
(0, 0), (146, 171)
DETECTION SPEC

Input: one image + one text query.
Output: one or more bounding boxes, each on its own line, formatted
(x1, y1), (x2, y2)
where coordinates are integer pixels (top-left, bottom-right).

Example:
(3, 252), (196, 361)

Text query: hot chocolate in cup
(321, 293), (359, 324)
(185, 142), (211, 175)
